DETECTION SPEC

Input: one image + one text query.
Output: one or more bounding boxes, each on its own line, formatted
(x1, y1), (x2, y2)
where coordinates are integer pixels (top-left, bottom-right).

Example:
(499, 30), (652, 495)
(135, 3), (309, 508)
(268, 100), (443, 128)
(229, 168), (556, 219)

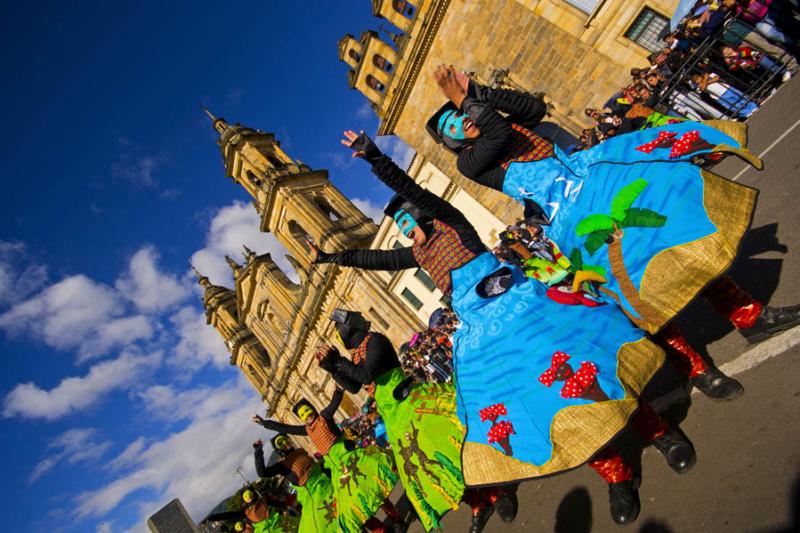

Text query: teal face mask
(437, 109), (467, 141)
(393, 209), (418, 237)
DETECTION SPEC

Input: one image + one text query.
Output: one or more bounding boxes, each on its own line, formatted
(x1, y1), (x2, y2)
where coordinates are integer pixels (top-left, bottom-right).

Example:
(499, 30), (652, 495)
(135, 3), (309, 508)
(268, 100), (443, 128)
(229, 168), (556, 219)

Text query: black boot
(690, 366), (744, 401)
(493, 489), (518, 523)
(608, 478), (640, 526)
(740, 304), (800, 343)
(652, 427), (696, 474)
(469, 505), (494, 533)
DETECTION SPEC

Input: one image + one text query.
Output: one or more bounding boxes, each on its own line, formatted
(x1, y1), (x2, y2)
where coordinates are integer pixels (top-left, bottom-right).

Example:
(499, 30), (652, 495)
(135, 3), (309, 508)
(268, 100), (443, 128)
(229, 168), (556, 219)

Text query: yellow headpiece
(242, 489), (254, 504)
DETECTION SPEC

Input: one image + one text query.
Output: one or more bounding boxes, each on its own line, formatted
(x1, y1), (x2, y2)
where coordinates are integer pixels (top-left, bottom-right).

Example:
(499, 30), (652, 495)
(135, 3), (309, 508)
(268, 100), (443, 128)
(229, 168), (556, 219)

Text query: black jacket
(456, 86), (548, 191)
(320, 332), (400, 393)
(258, 388), (344, 441)
(315, 147), (486, 273)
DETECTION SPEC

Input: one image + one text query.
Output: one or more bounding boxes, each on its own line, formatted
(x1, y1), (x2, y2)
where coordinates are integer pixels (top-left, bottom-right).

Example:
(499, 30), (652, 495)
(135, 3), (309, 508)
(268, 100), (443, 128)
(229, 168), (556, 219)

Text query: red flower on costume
(560, 361), (599, 398)
(635, 131), (677, 153)
(539, 351), (571, 387)
(478, 403), (514, 456)
(669, 130), (715, 158)
(538, 351), (609, 402)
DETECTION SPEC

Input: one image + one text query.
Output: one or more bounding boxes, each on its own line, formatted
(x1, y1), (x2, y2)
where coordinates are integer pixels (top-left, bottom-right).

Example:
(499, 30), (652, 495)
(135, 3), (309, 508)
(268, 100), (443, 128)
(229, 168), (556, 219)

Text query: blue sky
(0, 3), (413, 531)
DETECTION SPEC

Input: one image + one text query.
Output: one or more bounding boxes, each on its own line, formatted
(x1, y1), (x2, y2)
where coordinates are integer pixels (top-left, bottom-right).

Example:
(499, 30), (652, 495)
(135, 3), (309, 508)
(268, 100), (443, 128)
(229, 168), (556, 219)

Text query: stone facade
(195, 108), (508, 439)
(341, 0), (678, 224)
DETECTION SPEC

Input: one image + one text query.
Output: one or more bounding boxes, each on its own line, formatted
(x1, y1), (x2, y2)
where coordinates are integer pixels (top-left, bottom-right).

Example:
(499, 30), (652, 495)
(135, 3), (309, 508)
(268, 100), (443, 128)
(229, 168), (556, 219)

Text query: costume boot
(608, 479), (641, 526)
(589, 449), (640, 526)
(469, 504), (494, 533)
(492, 486), (519, 523)
(703, 277), (800, 343)
(656, 323), (743, 400)
(633, 402), (696, 473)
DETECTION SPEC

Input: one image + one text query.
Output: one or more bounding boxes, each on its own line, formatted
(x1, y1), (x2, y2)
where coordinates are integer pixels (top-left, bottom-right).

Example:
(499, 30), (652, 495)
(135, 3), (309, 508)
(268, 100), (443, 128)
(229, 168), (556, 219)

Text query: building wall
(344, 0), (677, 226)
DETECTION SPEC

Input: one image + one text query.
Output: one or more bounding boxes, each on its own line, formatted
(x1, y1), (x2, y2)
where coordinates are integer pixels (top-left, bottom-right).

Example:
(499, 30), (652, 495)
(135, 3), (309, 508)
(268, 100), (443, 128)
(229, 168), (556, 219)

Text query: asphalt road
(411, 77), (800, 533)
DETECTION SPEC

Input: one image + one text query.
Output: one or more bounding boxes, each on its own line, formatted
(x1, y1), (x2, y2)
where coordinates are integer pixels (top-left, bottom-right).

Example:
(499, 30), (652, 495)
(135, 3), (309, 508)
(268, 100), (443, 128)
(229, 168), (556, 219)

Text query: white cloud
(0, 241), (48, 305)
(355, 101), (374, 120)
(3, 350), (162, 420)
(74, 377), (268, 523)
(116, 246), (189, 313)
(137, 382), (253, 423)
(189, 201), (297, 286)
(169, 306), (228, 370)
(352, 197), (386, 223)
(375, 135), (416, 170)
(107, 437), (147, 472)
(30, 428), (111, 484)
(78, 315), (154, 363)
(0, 274), (123, 356)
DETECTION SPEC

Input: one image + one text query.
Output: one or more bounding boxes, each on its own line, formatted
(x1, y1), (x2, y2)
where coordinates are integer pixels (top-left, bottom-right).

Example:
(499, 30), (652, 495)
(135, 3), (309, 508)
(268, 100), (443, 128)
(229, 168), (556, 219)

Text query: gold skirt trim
(461, 338), (665, 485)
(638, 169), (758, 333)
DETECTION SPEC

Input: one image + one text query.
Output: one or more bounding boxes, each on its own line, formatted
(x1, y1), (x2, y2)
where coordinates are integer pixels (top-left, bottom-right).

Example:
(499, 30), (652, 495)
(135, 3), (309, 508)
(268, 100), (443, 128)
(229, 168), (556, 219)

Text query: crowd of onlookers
(336, 309), (460, 450)
(577, 0), (799, 150)
(398, 308), (457, 384)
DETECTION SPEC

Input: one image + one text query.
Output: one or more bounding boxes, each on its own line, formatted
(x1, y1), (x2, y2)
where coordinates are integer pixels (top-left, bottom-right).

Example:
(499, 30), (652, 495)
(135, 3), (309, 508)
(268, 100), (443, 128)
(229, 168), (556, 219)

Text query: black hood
(426, 101), (477, 153)
(330, 308), (371, 350)
(384, 194), (434, 239)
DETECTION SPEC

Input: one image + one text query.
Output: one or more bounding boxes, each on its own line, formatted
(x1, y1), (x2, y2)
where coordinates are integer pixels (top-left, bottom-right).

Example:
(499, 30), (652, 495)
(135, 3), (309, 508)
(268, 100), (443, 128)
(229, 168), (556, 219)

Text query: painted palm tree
(575, 179), (666, 329)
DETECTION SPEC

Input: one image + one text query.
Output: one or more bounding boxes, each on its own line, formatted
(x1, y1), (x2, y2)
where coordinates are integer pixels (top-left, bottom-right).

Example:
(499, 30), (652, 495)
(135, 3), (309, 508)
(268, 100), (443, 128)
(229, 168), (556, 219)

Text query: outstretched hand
(340, 130), (367, 158)
(434, 64), (467, 107)
(315, 344), (335, 364)
(303, 235), (320, 261)
(251, 414), (266, 425)
(253, 439), (263, 448)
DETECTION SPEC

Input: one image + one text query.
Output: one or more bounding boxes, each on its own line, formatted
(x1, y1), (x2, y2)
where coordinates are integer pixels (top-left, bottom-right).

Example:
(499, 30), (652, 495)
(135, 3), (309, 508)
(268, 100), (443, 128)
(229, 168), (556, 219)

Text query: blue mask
(393, 210), (418, 237)
(437, 109), (467, 141)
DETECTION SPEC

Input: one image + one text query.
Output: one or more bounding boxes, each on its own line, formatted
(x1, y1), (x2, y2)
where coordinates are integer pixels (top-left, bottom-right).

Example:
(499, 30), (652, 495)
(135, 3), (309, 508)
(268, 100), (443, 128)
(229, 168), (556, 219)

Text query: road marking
(732, 117), (800, 182)
(689, 326), (800, 397)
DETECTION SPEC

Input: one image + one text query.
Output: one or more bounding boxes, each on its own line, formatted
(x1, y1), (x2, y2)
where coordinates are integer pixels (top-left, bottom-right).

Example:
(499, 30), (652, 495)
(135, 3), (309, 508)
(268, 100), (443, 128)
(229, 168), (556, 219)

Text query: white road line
(689, 326), (800, 397)
(732, 117), (800, 182)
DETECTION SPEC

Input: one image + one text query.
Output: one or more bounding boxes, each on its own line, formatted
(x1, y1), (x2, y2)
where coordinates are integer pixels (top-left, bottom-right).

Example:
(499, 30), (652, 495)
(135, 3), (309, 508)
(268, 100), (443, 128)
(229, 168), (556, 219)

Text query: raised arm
(253, 441), (289, 479)
(315, 246), (418, 272)
(318, 346), (363, 393)
(320, 387), (344, 421)
(474, 82), (548, 129)
(254, 417), (307, 436)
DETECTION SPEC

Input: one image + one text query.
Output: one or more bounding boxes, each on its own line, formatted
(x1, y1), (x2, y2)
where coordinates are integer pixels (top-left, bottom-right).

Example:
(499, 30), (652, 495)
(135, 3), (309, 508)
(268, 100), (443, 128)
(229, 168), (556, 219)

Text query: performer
(317, 308), (516, 532)
(253, 389), (398, 533)
(428, 64), (800, 395)
(202, 488), (298, 533)
(252, 436), (336, 533)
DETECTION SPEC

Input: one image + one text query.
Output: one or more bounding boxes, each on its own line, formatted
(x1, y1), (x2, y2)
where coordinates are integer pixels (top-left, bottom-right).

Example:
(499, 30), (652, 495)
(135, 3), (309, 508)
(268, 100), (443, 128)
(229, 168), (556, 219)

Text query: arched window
(372, 54), (393, 73)
(288, 220), (312, 248)
(245, 170), (262, 187)
(247, 363), (264, 387)
(393, 0), (415, 18)
(348, 49), (361, 63)
(366, 75), (385, 93)
(266, 153), (284, 169)
(314, 196), (342, 222)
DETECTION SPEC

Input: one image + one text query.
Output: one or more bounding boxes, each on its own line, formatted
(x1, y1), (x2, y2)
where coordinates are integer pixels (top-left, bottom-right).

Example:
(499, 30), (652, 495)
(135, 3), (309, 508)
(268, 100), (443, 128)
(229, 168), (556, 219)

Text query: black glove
(318, 347), (342, 373)
(349, 132), (383, 163)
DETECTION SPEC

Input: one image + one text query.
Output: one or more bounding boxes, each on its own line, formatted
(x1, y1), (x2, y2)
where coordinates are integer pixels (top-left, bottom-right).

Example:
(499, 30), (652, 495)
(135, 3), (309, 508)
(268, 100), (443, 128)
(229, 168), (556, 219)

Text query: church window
(247, 363), (264, 387)
(366, 75), (385, 93)
(401, 287), (423, 310)
(414, 268), (436, 292)
(288, 220), (313, 248)
(368, 307), (391, 330)
(393, 0), (415, 18)
(245, 170), (262, 187)
(314, 196), (342, 222)
(348, 49), (361, 63)
(266, 153), (285, 169)
(372, 54), (393, 73)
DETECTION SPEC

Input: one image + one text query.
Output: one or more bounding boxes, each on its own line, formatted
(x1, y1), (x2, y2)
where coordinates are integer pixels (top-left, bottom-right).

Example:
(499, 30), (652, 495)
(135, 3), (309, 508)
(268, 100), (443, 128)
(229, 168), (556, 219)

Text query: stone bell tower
(203, 108), (378, 269)
(192, 266), (273, 400)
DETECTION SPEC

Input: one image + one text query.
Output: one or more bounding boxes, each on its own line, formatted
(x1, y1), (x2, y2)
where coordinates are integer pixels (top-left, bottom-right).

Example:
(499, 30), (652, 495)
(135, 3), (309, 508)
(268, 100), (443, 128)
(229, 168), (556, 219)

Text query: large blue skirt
(450, 252), (665, 486)
(502, 121), (758, 333)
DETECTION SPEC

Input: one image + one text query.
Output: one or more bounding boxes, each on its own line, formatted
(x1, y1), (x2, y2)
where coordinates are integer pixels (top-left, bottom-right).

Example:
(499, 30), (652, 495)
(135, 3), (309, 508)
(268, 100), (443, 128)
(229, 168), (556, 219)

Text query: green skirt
(323, 439), (398, 532)
(253, 512), (299, 533)
(294, 463), (337, 533)
(374, 367), (465, 531)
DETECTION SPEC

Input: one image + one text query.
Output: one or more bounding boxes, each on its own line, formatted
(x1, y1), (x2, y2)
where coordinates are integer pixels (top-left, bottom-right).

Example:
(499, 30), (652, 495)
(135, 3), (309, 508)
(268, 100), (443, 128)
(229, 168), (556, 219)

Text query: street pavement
(411, 77), (800, 532)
